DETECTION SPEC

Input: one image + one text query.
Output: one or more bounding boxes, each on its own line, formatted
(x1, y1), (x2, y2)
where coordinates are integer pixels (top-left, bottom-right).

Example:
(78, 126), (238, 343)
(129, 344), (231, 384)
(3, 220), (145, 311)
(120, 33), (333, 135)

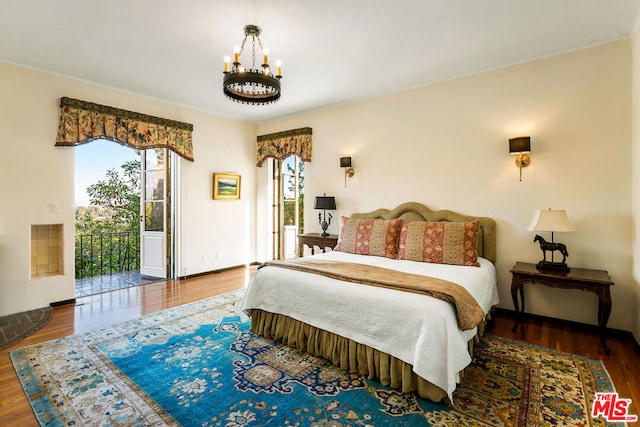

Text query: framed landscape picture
(213, 173), (241, 200)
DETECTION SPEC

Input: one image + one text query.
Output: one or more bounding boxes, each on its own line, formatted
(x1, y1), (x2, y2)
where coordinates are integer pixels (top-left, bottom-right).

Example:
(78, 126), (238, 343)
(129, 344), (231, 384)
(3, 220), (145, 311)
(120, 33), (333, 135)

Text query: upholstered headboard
(350, 202), (497, 263)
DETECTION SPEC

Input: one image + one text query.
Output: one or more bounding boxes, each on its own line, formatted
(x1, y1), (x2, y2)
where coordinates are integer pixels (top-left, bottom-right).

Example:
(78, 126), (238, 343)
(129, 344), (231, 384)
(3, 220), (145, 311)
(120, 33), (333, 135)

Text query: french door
(140, 148), (169, 278)
(272, 155), (304, 259)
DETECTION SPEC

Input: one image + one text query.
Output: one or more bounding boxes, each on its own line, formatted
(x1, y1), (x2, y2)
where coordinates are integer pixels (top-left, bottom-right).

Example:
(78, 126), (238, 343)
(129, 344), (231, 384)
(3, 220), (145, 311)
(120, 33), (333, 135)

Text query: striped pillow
(397, 220), (480, 266)
(334, 217), (402, 259)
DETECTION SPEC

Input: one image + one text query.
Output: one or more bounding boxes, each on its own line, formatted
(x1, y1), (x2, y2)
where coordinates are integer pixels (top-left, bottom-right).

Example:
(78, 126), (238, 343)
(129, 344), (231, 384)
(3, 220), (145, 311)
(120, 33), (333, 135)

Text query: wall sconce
(340, 157), (355, 187)
(508, 136), (531, 181)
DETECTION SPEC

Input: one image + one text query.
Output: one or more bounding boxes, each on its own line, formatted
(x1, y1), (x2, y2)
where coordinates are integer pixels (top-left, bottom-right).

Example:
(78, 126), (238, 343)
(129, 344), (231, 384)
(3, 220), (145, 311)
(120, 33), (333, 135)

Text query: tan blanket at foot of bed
(260, 259), (485, 330)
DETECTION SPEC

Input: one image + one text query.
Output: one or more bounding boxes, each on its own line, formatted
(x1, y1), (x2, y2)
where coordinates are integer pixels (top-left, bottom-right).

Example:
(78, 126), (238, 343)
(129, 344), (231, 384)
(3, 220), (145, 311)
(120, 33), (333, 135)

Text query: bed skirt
(248, 309), (488, 402)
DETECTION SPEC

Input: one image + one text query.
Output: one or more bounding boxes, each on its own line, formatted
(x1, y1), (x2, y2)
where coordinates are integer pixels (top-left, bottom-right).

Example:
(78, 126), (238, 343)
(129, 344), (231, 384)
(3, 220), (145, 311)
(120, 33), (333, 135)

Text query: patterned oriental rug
(10, 290), (623, 426)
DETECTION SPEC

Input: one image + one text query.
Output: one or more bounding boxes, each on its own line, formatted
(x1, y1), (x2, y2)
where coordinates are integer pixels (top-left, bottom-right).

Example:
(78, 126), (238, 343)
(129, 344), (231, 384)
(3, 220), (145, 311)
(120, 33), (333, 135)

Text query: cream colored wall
(632, 27), (640, 343)
(0, 62), (256, 316)
(177, 110), (256, 277)
(258, 40), (635, 332)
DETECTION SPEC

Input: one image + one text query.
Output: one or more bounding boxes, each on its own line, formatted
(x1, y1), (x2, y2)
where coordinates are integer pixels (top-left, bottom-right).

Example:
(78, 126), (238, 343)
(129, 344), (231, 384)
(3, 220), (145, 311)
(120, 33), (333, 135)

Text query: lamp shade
(509, 137), (531, 154)
(527, 209), (576, 232)
(314, 196), (336, 210)
(340, 157), (352, 168)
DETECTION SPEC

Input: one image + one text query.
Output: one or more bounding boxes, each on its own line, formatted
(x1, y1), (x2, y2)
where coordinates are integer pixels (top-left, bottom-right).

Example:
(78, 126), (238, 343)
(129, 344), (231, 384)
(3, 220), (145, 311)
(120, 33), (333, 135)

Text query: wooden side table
(510, 261), (614, 354)
(297, 233), (338, 257)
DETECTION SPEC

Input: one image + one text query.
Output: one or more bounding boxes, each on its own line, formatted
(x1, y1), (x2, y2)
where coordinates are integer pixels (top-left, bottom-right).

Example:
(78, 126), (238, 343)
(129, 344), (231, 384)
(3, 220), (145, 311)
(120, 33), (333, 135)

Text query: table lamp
(528, 209), (576, 271)
(314, 194), (336, 236)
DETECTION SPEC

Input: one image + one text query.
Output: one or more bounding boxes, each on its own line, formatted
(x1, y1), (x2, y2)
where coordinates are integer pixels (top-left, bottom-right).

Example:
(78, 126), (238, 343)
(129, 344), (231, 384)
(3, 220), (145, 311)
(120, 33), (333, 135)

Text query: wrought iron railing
(75, 231), (140, 279)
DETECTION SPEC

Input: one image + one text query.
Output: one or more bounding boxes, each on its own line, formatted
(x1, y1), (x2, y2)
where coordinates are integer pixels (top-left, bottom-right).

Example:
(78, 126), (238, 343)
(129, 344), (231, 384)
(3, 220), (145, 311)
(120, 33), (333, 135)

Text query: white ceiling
(1, 0), (639, 124)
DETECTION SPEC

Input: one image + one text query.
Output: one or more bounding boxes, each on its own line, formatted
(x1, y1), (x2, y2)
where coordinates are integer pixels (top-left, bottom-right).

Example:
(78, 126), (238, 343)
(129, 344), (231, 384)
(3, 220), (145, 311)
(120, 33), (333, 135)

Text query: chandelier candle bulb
(263, 48), (269, 65)
(276, 60), (282, 77)
(224, 56), (230, 72)
(234, 46), (240, 63)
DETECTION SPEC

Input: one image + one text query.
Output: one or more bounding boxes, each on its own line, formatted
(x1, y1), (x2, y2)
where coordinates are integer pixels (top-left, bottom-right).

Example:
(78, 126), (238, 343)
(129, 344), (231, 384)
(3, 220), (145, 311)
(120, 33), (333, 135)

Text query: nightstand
(297, 233), (338, 257)
(510, 261), (614, 354)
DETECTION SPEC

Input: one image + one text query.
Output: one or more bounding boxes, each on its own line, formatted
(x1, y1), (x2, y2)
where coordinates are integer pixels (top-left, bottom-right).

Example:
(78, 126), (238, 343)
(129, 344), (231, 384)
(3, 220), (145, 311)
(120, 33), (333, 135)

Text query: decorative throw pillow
(334, 217), (403, 259)
(397, 220), (480, 266)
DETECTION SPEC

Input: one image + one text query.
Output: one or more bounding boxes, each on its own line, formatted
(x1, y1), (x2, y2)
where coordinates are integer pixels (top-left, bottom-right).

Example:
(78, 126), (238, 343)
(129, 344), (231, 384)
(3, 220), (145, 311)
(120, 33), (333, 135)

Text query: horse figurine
(533, 234), (569, 264)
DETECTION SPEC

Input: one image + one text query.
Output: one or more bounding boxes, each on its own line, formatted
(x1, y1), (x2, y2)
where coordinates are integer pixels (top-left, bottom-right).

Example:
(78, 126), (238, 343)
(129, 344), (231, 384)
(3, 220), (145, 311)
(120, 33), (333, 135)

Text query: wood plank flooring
(1, 266), (638, 425)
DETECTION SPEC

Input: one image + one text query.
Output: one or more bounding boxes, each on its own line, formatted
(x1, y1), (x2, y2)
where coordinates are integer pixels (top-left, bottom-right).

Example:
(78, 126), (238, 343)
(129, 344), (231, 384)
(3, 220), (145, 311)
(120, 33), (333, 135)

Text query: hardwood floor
(1, 266), (638, 425)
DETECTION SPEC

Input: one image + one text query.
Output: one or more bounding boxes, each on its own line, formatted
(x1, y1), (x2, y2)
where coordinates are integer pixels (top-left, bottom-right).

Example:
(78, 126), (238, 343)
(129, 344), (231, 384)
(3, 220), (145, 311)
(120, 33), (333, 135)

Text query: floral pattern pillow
(397, 220), (480, 266)
(334, 217), (403, 259)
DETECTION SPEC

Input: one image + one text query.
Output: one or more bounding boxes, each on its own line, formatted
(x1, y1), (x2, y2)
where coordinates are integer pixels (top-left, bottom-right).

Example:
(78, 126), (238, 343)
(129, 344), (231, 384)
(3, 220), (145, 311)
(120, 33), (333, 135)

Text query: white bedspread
(240, 251), (499, 399)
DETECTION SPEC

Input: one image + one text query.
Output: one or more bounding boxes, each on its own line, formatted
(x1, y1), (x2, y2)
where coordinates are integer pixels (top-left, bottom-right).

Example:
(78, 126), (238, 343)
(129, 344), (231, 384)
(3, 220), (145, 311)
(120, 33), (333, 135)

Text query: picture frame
(213, 173), (241, 200)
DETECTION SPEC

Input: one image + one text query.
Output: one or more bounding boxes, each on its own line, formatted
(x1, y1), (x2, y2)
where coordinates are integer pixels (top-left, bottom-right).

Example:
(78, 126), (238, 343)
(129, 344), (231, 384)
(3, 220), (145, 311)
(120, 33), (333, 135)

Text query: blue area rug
(100, 316), (431, 426)
(10, 290), (622, 426)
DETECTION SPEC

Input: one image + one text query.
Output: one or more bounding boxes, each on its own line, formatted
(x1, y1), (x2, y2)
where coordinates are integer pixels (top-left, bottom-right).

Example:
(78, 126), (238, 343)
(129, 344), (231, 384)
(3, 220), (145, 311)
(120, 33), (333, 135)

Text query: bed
(240, 202), (498, 402)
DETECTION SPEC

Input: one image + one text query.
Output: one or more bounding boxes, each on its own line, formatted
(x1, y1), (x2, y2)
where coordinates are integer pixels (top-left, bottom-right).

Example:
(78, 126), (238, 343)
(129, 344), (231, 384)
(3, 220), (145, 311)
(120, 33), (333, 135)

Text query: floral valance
(256, 127), (312, 167)
(55, 97), (194, 161)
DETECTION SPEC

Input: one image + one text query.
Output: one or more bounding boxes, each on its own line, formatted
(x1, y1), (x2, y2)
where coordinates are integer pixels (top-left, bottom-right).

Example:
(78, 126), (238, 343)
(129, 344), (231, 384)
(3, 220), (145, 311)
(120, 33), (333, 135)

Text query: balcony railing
(75, 231), (140, 279)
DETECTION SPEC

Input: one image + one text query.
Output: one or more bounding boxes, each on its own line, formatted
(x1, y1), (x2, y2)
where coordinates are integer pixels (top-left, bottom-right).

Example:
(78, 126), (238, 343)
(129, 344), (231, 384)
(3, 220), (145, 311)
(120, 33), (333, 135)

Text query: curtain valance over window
(256, 127), (312, 167)
(55, 97), (194, 161)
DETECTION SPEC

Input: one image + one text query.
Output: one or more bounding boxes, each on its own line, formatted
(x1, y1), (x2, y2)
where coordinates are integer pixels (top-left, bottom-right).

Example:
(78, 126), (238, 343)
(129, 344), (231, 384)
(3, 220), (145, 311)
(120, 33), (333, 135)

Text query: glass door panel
(140, 148), (167, 278)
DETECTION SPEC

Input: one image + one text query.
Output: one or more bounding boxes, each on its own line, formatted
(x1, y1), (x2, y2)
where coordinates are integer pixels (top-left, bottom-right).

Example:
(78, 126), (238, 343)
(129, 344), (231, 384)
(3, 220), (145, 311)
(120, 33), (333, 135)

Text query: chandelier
(223, 25), (282, 105)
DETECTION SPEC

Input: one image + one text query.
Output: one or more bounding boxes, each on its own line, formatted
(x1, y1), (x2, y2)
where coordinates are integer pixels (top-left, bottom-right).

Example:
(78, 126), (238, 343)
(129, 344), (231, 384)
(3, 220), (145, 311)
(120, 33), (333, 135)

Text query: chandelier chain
(252, 36), (256, 68)
(239, 37), (248, 62)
